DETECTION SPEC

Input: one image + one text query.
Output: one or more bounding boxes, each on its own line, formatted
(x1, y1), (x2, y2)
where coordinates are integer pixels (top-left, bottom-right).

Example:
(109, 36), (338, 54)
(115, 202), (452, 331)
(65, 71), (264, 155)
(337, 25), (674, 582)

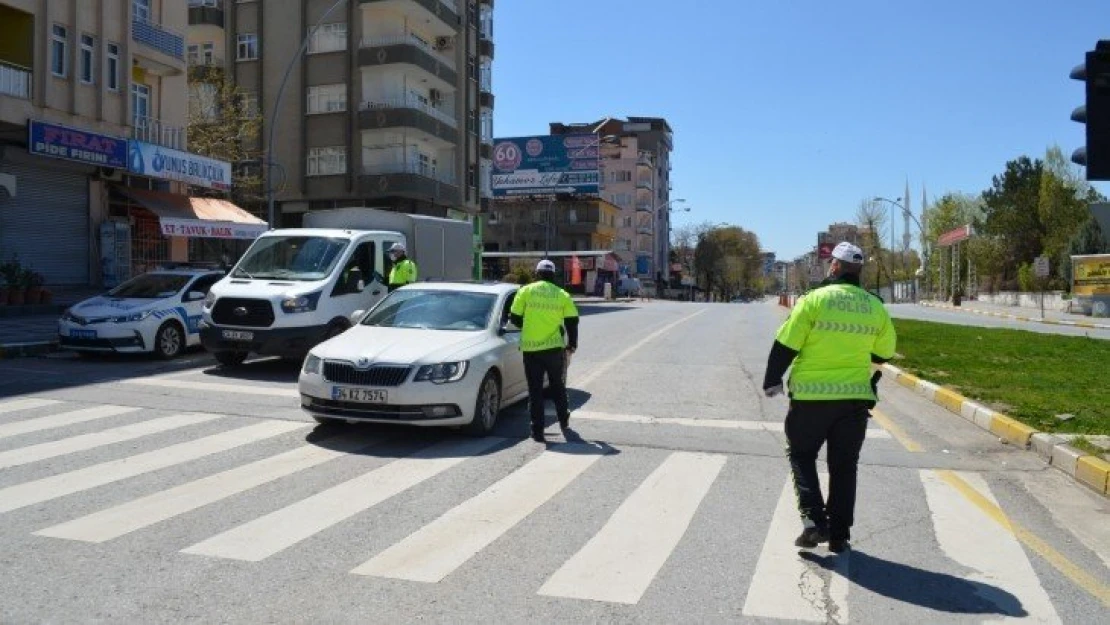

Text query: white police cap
(832, 242), (865, 264)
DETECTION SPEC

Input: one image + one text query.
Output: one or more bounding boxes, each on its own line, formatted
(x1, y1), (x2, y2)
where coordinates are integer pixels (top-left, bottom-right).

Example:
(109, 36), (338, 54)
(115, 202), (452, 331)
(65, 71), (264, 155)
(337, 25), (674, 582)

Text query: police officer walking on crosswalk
(762, 242), (897, 554)
(510, 259), (580, 443)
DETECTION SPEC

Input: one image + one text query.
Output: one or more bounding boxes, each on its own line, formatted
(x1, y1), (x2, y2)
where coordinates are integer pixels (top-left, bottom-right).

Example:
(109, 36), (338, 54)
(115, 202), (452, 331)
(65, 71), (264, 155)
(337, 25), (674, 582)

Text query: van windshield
(232, 236), (349, 281)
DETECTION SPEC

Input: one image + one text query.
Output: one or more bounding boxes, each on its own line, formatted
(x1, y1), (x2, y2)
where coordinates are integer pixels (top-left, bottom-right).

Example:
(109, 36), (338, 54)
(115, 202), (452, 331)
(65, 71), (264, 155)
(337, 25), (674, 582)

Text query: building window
(133, 0), (151, 22)
(131, 83), (151, 126)
(608, 170), (632, 183)
(479, 61), (492, 92)
(480, 111), (493, 143)
(188, 0), (220, 6)
(307, 146), (346, 176)
(623, 216), (633, 227)
(106, 42), (120, 90)
(467, 56), (476, 81)
(240, 91), (259, 117)
(308, 22), (347, 54)
(480, 159), (492, 197)
(307, 84), (346, 114)
(480, 6), (493, 39)
(51, 25), (67, 77)
(237, 33), (258, 61)
(79, 34), (95, 84)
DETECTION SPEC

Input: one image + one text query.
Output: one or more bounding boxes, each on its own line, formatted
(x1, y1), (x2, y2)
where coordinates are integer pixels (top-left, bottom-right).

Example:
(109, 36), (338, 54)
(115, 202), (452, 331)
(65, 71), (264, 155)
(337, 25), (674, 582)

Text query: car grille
(211, 297), (275, 327)
(323, 362), (412, 387)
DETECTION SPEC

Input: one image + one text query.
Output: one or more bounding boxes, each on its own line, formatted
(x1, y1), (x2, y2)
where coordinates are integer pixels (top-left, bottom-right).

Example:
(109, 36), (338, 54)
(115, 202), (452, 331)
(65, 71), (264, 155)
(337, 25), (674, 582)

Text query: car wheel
(213, 350), (248, 367)
(154, 322), (184, 360)
(465, 371), (501, 436)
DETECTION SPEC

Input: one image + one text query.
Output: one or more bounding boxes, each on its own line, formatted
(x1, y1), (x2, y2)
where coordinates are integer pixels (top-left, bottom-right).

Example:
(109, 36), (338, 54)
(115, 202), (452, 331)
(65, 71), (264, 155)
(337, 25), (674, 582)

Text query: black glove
(866, 370), (882, 410)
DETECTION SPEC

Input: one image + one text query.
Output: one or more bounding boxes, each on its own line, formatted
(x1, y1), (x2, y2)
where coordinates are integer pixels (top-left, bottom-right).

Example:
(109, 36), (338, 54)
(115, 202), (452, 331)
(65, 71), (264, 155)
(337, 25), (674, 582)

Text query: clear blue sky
(491, 0), (1108, 259)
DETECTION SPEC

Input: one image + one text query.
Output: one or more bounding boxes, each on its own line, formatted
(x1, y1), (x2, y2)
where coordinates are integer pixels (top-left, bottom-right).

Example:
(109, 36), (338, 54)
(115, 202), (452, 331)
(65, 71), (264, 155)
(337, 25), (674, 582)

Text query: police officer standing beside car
(762, 242), (897, 554)
(387, 243), (418, 291)
(510, 259), (580, 443)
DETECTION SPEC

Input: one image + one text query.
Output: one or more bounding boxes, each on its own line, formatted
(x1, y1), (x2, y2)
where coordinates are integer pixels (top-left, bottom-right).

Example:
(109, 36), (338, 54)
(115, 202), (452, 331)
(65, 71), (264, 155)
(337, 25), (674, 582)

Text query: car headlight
(61, 308), (77, 323)
(111, 310), (152, 323)
(303, 353), (322, 375)
(414, 361), (468, 383)
(204, 292), (216, 308)
(281, 291), (322, 314)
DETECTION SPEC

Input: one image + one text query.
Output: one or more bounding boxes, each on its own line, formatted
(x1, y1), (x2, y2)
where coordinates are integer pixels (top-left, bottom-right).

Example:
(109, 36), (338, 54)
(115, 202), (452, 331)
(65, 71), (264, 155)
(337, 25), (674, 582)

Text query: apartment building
(550, 117), (674, 281)
(0, 0), (252, 288)
(482, 197), (620, 254)
(192, 0), (494, 226)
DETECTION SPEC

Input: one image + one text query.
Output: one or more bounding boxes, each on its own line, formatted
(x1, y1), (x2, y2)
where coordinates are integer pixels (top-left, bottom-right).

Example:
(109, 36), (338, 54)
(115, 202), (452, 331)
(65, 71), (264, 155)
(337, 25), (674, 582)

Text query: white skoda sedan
(298, 282), (528, 435)
(58, 269), (225, 359)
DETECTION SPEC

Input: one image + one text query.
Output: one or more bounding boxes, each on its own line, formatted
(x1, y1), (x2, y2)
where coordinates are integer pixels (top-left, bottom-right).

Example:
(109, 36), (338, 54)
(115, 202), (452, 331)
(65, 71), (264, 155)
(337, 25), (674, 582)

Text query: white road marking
(182, 436), (505, 562)
(0, 398), (60, 415)
(351, 446), (604, 582)
(0, 405), (141, 440)
(120, 377), (299, 397)
(571, 309), (708, 388)
(0, 413), (220, 469)
(0, 420), (307, 514)
(742, 475), (849, 622)
(567, 410), (891, 438)
(537, 451), (726, 604)
(35, 436), (377, 543)
(920, 470), (1061, 623)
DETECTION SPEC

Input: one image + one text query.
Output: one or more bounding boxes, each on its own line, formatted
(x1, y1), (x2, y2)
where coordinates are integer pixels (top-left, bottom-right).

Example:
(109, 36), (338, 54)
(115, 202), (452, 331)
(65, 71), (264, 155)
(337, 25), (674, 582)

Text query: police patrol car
(58, 266), (225, 359)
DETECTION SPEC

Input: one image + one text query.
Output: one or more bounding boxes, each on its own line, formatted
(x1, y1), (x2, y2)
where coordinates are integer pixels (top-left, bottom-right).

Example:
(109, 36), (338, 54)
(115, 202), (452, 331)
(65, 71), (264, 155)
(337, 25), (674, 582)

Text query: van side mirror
(185, 291), (206, 302)
(350, 309), (366, 325)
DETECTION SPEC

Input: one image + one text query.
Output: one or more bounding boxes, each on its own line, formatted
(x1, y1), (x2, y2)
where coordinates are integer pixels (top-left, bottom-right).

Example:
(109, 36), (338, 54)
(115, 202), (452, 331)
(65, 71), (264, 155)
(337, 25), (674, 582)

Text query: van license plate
(222, 330), (254, 341)
(332, 387), (388, 403)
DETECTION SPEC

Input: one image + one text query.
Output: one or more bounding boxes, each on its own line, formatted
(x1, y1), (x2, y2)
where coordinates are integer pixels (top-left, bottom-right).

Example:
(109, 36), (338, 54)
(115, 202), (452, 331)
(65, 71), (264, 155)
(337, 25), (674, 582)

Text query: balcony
(636, 153), (653, 167)
(359, 36), (457, 86)
(131, 115), (185, 150)
(187, 57), (224, 81)
(188, 1), (224, 27)
(480, 143), (492, 160)
(0, 61), (31, 100)
(359, 0), (459, 33)
(636, 203), (652, 213)
(637, 227), (653, 237)
(478, 38), (494, 59)
(132, 17), (185, 73)
(358, 161), (459, 202)
(358, 97), (458, 145)
(636, 177), (653, 190)
(479, 91), (494, 109)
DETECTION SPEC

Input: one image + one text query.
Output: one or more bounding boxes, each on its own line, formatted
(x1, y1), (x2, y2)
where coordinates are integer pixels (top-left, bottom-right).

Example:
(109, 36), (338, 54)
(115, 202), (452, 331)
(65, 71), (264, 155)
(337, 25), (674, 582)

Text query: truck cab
(200, 228), (404, 366)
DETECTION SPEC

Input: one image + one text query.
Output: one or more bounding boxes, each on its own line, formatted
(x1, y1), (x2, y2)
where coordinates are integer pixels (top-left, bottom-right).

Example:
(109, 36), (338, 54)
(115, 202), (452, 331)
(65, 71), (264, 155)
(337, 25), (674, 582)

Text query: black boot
(794, 525), (829, 549)
(531, 423), (545, 443)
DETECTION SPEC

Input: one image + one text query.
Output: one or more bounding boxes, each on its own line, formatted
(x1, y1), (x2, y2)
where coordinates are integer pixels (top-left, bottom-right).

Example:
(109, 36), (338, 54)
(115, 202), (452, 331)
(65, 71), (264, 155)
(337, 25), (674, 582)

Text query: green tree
(1038, 146), (1092, 286)
(186, 74), (264, 213)
(980, 156), (1044, 287)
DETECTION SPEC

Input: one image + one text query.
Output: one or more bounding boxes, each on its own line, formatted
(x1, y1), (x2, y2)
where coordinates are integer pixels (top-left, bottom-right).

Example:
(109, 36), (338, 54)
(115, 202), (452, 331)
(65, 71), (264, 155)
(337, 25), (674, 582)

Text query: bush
(1017, 263), (1036, 292)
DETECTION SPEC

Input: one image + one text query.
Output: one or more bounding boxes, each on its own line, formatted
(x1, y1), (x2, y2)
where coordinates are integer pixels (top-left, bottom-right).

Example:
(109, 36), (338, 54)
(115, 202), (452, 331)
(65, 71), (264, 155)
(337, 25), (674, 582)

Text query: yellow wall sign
(1072, 254), (1110, 297)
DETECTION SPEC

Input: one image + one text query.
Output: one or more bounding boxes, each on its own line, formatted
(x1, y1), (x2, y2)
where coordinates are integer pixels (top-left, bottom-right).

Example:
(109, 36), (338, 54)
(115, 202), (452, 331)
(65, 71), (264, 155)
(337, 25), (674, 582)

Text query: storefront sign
(128, 140), (231, 190)
(160, 217), (267, 240)
(28, 120), (128, 168)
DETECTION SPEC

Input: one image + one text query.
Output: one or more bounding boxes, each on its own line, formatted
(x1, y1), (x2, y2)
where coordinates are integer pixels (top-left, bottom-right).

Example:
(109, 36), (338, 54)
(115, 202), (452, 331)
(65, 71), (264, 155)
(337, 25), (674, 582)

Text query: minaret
(903, 179), (912, 253)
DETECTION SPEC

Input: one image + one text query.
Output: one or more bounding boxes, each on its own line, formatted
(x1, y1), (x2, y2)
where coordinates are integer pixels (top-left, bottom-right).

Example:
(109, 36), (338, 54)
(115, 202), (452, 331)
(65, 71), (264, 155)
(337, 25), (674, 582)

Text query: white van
(199, 208), (473, 366)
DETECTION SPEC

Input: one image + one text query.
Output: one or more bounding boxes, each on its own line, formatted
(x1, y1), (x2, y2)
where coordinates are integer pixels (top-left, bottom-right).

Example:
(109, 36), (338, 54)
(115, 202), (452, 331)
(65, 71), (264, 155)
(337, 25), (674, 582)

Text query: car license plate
(222, 330), (254, 341)
(331, 387), (388, 403)
(70, 329), (97, 339)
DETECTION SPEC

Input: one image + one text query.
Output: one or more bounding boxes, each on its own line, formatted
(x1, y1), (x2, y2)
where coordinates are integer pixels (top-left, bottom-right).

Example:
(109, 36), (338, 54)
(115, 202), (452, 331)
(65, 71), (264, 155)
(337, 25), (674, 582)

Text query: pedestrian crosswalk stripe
(0, 398), (61, 415)
(0, 405), (141, 440)
(538, 451), (726, 604)
(351, 444), (606, 582)
(742, 475), (849, 622)
(567, 411), (893, 438)
(0, 413), (221, 470)
(35, 434), (379, 544)
(121, 377), (299, 398)
(920, 470), (1062, 622)
(0, 420), (307, 514)
(182, 436), (505, 562)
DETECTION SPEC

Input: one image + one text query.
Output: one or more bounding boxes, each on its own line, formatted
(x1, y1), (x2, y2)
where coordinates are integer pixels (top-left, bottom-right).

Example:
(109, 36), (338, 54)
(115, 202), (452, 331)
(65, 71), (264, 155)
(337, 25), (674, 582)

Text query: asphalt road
(0, 300), (1107, 623)
(888, 303), (1110, 340)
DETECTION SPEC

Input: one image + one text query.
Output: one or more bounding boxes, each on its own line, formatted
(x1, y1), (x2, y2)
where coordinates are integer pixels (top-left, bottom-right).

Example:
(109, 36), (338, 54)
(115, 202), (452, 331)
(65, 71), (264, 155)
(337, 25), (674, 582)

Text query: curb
(881, 362), (1109, 498)
(919, 301), (1110, 330)
(0, 340), (58, 360)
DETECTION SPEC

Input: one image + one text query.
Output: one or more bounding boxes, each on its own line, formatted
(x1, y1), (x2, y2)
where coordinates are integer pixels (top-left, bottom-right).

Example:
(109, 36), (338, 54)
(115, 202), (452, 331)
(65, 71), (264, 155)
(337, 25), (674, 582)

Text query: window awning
(117, 187), (269, 240)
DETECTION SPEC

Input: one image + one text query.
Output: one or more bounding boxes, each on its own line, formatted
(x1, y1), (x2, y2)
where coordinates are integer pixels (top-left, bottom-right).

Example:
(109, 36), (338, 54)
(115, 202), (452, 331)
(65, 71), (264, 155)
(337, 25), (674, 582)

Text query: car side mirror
(499, 321), (520, 335)
(357, 279), (365, 291)
(185, 291), (206, 302)
(349, 309), (366, 325)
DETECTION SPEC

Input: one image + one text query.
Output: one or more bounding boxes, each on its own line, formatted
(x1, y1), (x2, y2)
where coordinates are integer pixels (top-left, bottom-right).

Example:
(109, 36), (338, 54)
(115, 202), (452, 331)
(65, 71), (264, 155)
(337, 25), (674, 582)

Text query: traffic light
(1071, 40), (1110, 180)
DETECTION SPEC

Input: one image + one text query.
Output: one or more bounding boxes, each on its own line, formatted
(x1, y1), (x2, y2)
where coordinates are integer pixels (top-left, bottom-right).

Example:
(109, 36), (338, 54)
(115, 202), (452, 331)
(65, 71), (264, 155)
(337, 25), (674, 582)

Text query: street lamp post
(655, 198), (688, 294)
(873, 196), (929, 302)
(266, 0), (349, 228)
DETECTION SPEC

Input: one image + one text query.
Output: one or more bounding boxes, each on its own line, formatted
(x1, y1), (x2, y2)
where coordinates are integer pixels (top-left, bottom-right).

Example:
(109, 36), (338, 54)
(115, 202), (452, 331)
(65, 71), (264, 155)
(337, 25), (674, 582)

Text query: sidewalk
(0, 314), (59, 358)
(920, 300), (1110, 330)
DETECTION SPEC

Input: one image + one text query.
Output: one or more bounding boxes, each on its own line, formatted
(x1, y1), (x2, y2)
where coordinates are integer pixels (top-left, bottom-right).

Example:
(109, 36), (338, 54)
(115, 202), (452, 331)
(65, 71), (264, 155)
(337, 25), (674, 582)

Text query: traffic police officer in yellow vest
(510, 259), (580, 443)
(387, 243), (418, 291)
(762, 241), (897, 554)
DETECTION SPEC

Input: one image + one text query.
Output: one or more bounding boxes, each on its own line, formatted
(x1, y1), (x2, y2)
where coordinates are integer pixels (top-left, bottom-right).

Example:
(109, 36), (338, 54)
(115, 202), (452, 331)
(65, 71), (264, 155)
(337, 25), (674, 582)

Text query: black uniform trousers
(523, 348), (569, 430)
(784, 399), (870, 541)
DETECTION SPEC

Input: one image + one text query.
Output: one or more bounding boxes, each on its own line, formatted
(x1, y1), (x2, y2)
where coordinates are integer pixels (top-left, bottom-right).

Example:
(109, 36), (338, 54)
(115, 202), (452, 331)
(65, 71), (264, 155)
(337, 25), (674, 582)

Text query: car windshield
(107, 273), (191, 299)
(232, 235), (348, 281)
(361, 290), (497, 331)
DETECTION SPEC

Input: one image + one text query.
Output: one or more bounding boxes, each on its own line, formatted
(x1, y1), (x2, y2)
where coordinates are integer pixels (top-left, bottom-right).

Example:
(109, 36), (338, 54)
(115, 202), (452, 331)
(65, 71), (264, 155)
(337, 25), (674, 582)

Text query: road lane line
(35, 435), (379, 543)
(571, 309), (708, 389)
(120, 377), (299, 397)
(537, 451), (726, 604)
(568, 410), (892, 438)
(870, 408), (923, 452)
(351, 446), (604, 582)
(0, 420), (307, 514)
(182, 436), (505, 562)
(0, 398), (60, 415)
(742, 475), (848, 622)
(0, 413), (221, 469)
(921, 470), (1066, 619)
(0, 405), (141, 440)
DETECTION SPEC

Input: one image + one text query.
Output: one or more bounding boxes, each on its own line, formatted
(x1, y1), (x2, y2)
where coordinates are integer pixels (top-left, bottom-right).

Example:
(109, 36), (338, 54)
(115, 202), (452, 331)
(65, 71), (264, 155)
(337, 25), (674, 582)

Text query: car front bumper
(200, 323), (331, 358)
(57, 321), (150, 353)
(298, 371), (479, 426)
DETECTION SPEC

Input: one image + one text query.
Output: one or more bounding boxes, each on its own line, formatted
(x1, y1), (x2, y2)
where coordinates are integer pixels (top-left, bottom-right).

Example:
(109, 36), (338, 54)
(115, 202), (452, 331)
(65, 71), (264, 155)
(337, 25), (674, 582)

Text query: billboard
(1071, 254), (1110, 297)
(491, 135), (600, 196)
(29, 120), (128, 168)
(127, 140), (231, 191)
